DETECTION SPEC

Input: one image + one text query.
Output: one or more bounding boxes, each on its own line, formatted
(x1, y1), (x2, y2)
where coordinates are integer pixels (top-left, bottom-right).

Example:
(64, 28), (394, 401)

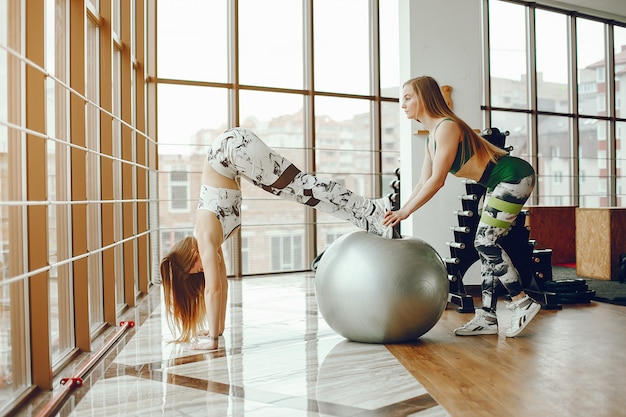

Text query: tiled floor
(26, 272), (450, 417)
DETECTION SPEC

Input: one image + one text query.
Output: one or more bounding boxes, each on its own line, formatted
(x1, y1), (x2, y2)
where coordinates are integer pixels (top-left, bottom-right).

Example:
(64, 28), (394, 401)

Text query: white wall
(398, 0), (483, 283)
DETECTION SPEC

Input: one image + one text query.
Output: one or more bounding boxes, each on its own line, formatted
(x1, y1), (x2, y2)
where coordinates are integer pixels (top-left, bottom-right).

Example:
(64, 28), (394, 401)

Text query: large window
(156, 0), (401, 276)
(0, 0), (29, 405)
(485, 0), (626, 208)
(0, 1), (154, 412)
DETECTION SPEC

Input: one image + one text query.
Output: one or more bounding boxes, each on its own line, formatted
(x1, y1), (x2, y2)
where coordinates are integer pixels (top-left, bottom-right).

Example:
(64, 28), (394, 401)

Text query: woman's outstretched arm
(192, 209), (227, 350)
(383, 121), (461, 227)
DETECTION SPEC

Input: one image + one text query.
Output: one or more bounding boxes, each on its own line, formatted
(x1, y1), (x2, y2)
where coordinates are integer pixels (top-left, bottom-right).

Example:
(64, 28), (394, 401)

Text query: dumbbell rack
(445, 128), (562, 312)
(389, 167), (402, 239)
(445, 179), (487, 313)
(498, 210), (562, 310)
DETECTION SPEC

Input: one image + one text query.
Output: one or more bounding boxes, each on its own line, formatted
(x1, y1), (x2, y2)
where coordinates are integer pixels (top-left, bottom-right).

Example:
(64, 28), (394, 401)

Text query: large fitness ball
(315, 231), (449, 343)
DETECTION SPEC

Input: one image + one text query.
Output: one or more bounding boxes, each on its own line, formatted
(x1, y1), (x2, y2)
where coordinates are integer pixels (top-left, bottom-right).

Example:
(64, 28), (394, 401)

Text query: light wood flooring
(389, 297), (626, 417)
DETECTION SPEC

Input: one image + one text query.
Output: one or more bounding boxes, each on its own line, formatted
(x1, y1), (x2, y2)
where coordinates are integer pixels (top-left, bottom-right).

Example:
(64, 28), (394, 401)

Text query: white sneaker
(505, 296), (541, 337)
(454, 309), (499, 336)
(366, 195), (393, 239)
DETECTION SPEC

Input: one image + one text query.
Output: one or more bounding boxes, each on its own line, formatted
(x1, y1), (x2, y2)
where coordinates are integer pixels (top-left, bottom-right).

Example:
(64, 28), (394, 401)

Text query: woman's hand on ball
(383, 209), (407, 227)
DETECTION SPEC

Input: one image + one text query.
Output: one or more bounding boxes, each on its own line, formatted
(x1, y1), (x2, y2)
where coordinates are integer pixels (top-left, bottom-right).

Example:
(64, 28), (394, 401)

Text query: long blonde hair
(159, 236), (206, 343)
(404, 76), (507, 164)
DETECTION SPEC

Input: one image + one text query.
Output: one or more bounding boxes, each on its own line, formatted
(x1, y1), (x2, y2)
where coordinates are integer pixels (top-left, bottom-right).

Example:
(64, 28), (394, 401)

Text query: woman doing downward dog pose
(160, 127), (393, 350)
(383, 76), (541, 338)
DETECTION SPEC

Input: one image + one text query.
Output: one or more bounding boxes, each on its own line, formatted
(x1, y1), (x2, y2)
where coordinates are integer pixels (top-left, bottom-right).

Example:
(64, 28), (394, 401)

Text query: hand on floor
(197, 329), (224, 337)
(186, 341), (220, 351)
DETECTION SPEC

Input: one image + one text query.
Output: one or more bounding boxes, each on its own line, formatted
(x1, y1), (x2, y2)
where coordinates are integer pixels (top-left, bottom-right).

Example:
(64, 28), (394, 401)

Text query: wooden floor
(388, 297), (626, 417)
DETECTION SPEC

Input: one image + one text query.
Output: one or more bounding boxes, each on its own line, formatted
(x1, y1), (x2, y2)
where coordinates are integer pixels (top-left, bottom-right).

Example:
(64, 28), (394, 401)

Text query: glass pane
(537, 116), (573, 205)
(46, 0), (74, 365)
(614, 27), (625, 207)
(315, 96), (372, 177)
(242, 224), (305, 274)
(314, 0), (369, 94)
(113, 50), (125, 308)
(490, 111), (530, 159)
(239, 0), (302, 89)
(157, 0), (227, 82)
(238, 91), (306, 275)
(86, 19), (104, 331)
(615, 26), (626, 120)
(157, 84), (229, 152)
(0, 44), (5, 156)
(381, 100), (401, 201)
(617, 121), (626, 206)
(536, 10), (569, 113)
(579, 119), (608, 207)
(0, 5), (10, 403)
(112, 1), (119, 36)
(489, 0), (527, 108)
(0, 0), (29, 402)
(314, 96), (372, 254)
(577, 18), (606, 117)
(238, 90), (306, 163)
(45, 25), (57, 315)
(0, 209), (15, 405)
(157, 84), (229, 270)
(379, 0), (399, 98)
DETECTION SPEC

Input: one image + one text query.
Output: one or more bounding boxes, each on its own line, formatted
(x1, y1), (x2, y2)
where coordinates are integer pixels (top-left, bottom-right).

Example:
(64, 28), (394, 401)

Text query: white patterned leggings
(205, 127), (390, 238)
(474, 175), (535, 311)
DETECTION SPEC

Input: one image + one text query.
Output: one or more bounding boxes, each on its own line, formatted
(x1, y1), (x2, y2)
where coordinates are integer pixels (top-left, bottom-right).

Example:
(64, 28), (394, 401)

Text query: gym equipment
(543, 278), (595, 303)
(389, 167), (401, 238)
(315, 231), (449, 343)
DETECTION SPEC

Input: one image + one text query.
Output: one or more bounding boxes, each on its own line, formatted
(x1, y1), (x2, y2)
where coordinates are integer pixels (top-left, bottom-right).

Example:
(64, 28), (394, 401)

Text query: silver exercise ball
(315, 231), (449, 344)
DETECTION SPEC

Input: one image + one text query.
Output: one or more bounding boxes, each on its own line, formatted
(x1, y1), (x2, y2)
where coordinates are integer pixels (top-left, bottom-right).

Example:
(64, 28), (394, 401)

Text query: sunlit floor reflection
(39, 273), (451, 416)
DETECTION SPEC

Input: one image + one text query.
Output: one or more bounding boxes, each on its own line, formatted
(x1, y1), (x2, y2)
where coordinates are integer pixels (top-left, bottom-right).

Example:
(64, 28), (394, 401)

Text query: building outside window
(486, 0), (626, 208)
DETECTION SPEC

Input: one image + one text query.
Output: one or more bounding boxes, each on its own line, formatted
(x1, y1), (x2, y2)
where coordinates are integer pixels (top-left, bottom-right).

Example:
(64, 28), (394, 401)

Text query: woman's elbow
(204, 279), (222, 296)
(432, 177), (446, 190)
